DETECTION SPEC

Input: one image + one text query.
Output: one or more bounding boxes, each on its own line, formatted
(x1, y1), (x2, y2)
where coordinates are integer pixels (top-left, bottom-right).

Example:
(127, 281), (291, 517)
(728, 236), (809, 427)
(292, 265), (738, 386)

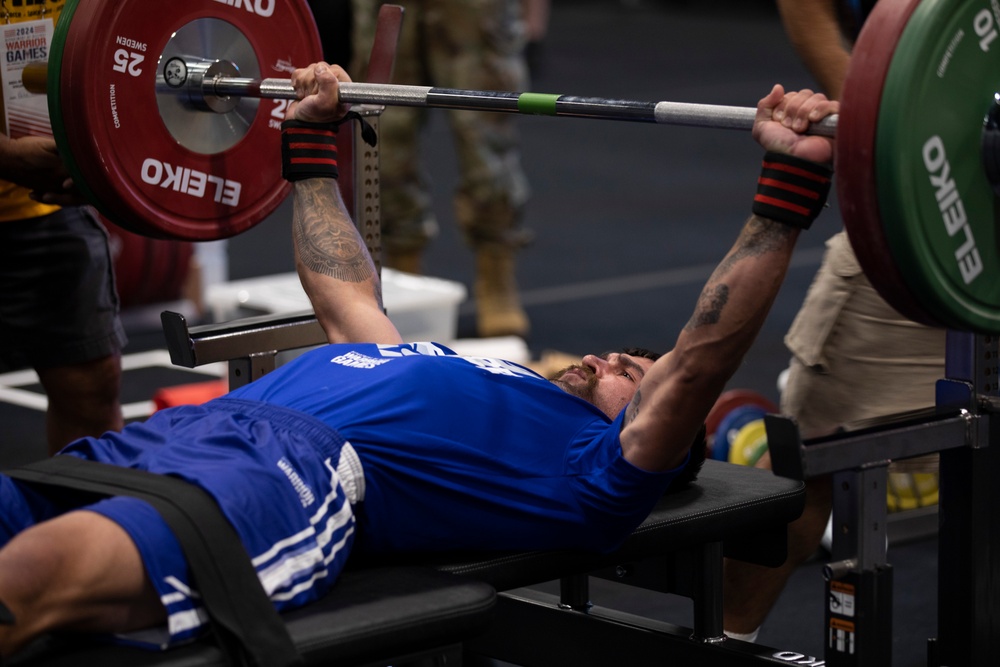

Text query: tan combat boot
(475, 245), (530, 338)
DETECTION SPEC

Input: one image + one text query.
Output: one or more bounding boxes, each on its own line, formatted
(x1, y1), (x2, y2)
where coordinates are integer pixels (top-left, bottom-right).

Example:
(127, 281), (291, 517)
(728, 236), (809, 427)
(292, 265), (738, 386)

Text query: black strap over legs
(6, 457), (303, 667)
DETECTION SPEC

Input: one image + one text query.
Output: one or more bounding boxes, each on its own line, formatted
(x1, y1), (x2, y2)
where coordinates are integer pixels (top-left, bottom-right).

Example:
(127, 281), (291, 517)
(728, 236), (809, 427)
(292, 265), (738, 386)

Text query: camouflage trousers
(350, 0), (532, 253)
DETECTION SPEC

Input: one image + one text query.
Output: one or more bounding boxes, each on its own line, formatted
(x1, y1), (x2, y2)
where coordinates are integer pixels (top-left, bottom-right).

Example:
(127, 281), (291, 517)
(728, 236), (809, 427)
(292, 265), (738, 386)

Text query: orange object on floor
(152, 379), (228, 411)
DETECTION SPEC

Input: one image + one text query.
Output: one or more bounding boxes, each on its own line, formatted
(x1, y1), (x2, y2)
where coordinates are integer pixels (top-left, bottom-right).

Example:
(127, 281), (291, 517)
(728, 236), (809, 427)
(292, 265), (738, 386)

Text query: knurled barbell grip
(216, 77), (839, 137)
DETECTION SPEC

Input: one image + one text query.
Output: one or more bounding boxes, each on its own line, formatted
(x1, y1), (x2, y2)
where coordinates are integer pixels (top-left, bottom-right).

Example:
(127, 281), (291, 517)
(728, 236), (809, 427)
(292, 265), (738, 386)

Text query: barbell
(18, 0), (1000, 332)
(156, 64), (842, 135)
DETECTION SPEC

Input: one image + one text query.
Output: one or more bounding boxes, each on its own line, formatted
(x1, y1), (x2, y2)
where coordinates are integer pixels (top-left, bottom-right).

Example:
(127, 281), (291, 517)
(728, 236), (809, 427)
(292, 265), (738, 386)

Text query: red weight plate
(57, 0), (322, 240)
(705, 388), (779, 441)
(336, 4), (403, 228)
(104, 216), (194, 309)
(366, 4), (404, 85)
(836, 0), (945, 327)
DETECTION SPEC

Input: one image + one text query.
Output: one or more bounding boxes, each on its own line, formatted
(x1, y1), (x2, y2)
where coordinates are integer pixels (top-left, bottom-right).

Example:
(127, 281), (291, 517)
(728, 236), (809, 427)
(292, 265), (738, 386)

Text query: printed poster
(0, 18), (54, 138)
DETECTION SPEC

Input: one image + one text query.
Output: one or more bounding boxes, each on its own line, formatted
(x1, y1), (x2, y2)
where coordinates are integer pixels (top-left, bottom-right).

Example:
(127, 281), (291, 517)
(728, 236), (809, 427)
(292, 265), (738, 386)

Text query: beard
(549, 363), (597, 403)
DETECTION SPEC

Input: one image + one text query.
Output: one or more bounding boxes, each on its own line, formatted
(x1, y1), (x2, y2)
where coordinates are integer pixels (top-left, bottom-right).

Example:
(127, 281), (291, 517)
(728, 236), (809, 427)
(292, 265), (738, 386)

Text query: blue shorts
(2, 399), (360, 648)
(0, 207), (126, 369)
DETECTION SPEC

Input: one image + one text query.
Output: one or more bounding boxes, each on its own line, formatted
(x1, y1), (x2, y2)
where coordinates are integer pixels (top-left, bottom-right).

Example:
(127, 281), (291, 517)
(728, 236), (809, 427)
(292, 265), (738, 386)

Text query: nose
(582, 354), (611, 376)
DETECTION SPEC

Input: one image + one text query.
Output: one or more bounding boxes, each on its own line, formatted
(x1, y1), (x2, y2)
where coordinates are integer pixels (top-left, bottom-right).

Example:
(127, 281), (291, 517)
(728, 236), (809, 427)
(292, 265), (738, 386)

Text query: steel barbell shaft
(211, 77), (839, 137)
(22, 60), (838, 136)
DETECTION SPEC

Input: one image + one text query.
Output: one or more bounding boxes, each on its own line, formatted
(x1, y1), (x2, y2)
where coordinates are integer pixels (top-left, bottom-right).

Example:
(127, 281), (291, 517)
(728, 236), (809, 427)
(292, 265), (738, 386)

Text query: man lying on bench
(0, 62), (837, 660)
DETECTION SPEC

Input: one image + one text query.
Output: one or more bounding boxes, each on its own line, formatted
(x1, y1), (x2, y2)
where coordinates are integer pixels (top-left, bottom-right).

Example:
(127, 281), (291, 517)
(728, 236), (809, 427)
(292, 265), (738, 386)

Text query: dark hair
(616, 346), (661, 362)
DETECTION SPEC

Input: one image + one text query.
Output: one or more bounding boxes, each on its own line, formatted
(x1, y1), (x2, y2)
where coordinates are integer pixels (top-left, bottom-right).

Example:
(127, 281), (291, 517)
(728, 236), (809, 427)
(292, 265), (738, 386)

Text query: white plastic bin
(206, 268), (468, 343)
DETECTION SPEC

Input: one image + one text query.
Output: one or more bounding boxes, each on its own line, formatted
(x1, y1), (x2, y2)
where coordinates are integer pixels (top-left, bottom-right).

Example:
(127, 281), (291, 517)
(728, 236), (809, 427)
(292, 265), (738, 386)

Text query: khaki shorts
(782, 231), (946, 474)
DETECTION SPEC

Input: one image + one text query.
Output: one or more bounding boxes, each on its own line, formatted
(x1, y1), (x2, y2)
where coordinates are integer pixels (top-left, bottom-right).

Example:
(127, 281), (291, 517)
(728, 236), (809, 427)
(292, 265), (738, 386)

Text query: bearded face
(549, 363), (598, 404)
(547, 351), (658, 419)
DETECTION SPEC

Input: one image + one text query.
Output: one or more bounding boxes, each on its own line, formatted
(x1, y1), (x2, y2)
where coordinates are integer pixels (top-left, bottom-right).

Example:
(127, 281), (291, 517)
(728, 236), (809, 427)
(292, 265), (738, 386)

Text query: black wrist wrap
(281, 119), (339, 182)
(752, 151), (833, 230)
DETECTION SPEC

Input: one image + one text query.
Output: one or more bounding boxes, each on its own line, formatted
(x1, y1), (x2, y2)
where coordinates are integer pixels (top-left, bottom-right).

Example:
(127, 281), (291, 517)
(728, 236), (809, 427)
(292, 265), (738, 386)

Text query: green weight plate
(877, 0), (1000, 332)
(837, 0), (946, 328)
(46, 0), (103, 215)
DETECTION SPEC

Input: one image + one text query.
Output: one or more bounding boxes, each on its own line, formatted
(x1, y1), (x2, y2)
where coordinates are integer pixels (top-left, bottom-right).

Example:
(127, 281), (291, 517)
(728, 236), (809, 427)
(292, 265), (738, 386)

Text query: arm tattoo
(713, 217), (794, 278)
(624, 387), (643, 427)
(293, 180), (377, 285)
(684, 217), (791, 331)
(687, 284), (729, 329)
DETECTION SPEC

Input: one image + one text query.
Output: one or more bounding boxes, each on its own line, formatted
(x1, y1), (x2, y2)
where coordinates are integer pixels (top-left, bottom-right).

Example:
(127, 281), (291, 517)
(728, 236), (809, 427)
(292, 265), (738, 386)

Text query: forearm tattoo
(688, 284), (729, 328)
(685, 217), (792, 331)
(294, 180), (377, 286)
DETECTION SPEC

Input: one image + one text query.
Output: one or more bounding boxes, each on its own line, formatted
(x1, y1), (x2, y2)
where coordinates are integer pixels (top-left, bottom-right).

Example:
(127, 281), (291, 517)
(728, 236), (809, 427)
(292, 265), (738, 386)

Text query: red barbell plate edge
(57, 0), (322, 241)
(336, 4), (403, 226)
(56, 0), (159, 237)
(836, 0), (946, 328)
(47, 0), (116, 230)
(366, 4), (404, 85)
(705, 388), (779, 439)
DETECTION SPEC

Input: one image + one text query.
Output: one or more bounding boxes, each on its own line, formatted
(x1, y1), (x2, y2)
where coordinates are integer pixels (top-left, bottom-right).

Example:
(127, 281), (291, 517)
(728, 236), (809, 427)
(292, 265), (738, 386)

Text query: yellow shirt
(0, 0), (65, 221)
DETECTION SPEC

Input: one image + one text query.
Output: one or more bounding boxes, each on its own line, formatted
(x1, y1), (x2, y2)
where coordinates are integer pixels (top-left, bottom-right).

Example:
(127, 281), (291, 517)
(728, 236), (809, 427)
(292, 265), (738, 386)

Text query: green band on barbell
(518, 93), (560, 115)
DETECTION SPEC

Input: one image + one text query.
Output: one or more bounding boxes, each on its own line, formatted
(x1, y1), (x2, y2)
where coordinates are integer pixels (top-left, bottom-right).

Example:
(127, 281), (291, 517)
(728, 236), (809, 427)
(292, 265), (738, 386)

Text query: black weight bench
(433, 459), (808, 667)
(9, 458), (803, 667)
(8, 566), (494, 667)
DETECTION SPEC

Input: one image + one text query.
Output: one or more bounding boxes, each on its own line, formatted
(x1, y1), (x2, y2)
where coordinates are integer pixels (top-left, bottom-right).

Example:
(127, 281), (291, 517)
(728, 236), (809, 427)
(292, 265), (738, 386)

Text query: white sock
(725, 628), (760, 643)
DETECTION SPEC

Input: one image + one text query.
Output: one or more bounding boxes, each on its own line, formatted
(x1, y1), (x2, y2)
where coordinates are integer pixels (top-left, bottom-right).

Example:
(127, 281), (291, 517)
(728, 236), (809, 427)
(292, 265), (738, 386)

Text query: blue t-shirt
(229, 342), (685, 555)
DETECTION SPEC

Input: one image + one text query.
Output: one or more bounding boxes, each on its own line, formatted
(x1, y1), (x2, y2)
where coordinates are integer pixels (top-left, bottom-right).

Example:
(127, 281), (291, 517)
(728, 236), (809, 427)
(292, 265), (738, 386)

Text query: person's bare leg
(38, 354), (124, 455)
(723, 475), (832, 634)
(0, 510), (164, 658)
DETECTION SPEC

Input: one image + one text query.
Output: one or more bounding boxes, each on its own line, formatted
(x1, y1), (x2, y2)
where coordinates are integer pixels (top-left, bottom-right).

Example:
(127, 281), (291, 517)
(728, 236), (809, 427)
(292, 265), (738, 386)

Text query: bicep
(311, 291), (405, 345)
(618, 357), (713, 473)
